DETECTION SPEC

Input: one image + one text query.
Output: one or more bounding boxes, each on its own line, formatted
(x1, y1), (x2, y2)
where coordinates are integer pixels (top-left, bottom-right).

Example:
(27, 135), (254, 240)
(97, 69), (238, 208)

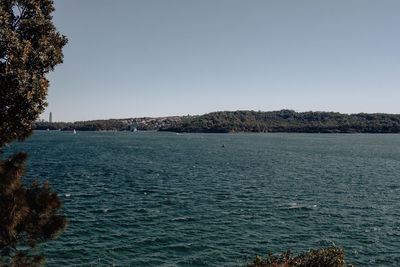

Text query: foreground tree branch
(0, 152), (66, 266)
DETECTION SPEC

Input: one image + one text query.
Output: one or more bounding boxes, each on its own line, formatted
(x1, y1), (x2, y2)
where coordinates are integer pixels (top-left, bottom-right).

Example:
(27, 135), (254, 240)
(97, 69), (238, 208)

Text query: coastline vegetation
(35, 110), (400, 133)
(164, 110), (400, 133)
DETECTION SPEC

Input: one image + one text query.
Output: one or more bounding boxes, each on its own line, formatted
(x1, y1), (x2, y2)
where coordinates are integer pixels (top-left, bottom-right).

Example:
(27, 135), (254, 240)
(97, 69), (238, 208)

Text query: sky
(41, 0), (400, 122)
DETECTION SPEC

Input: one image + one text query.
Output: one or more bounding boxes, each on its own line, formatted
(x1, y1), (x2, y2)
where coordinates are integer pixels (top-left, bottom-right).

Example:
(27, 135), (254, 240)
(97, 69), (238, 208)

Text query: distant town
(34, 115), (188, 131)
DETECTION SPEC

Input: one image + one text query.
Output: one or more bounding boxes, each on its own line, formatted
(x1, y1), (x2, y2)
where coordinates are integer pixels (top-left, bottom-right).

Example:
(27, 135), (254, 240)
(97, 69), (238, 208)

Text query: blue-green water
(4, 131), (400, 266)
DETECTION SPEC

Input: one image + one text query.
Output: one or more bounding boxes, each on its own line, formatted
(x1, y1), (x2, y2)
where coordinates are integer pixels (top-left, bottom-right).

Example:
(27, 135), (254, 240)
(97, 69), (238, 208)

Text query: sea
(3, 131), (400, 266)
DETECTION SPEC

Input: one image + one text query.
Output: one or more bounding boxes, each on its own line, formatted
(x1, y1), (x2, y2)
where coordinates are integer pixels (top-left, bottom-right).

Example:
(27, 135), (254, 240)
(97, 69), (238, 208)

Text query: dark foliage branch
(0, 0), (67, 147)
(0, 152), (66, 267)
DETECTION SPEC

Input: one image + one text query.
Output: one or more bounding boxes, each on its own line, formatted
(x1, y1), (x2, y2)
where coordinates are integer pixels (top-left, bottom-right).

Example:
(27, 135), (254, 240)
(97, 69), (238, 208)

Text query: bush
(247, 245), (356, 267)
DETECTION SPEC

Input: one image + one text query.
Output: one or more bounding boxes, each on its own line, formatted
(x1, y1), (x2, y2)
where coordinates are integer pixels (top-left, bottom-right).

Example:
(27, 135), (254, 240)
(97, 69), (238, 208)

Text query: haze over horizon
(41, 0), (400, 122)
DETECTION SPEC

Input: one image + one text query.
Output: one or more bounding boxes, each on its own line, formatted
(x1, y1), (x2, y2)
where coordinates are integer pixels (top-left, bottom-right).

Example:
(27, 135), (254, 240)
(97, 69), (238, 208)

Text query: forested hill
(34, 110), (400, 133)
(160, 110), (400, 133)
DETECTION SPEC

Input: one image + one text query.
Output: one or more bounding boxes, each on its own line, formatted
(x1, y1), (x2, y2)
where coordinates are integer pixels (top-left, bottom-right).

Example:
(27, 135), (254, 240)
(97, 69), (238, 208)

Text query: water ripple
(4, 132), (400, 266)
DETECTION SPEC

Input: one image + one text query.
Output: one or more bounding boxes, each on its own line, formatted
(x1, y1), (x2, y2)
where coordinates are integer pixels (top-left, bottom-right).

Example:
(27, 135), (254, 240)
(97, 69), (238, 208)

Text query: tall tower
(49, 112), (52, 123)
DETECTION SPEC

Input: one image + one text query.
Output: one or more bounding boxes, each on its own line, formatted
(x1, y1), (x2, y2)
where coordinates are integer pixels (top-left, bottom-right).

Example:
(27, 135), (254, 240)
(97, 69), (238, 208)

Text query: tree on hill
(0, 0), (67, 266)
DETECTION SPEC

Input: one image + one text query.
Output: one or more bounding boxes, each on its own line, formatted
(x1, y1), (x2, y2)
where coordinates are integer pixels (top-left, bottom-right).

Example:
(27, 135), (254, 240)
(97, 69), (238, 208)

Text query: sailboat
(73, 129), (76, 134)
(130, 124), (137, 132)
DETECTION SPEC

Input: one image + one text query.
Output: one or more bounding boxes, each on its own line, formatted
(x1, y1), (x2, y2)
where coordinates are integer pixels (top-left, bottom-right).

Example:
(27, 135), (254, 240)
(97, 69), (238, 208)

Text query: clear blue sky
(41, 0), (400, 122)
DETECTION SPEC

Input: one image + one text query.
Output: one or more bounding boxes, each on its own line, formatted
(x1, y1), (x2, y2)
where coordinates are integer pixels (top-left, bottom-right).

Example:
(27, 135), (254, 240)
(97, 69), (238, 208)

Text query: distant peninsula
(34, 110), (400, 133)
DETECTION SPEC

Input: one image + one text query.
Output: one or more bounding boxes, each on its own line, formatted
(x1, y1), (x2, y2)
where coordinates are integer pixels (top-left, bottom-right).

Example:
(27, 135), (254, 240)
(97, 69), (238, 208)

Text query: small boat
(130, 125), (137, 132)
(73, 129), (76, 134)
